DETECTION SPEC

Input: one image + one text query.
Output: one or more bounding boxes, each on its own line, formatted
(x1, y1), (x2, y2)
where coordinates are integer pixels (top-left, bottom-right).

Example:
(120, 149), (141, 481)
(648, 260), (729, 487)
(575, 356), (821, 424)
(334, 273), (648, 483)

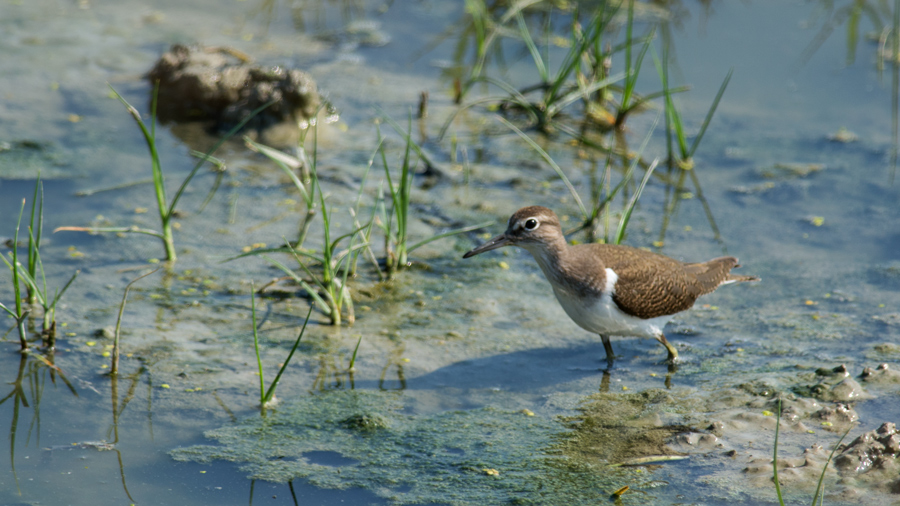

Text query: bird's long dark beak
(463, 233), (512, 258)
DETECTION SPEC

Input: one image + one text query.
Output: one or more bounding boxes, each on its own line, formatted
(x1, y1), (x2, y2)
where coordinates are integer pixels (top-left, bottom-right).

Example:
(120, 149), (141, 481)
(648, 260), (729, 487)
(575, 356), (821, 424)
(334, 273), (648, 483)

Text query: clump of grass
(377, 113), (491, 278)
(250, 288), (312, 410)
(3, 180), (79, 349)
(55, 84), (270, 263)
(242, 113), (487, 292)
(235, 113), (488, 323)
(374, 116), (419, 276)
(3, 177), (80, 347)
(446, 2), (627, 136)
(269, 202), (362, 326)
(235, 126), (365, 326)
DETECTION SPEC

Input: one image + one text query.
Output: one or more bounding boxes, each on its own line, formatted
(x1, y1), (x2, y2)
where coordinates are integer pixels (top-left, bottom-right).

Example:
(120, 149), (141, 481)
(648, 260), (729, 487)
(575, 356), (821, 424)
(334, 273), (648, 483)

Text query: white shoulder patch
(604, 267), (618, 295)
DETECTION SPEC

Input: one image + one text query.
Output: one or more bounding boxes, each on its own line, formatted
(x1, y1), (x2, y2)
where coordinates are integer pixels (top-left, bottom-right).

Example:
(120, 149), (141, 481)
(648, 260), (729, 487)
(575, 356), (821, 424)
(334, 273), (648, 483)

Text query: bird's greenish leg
(656, 333), (679, 362)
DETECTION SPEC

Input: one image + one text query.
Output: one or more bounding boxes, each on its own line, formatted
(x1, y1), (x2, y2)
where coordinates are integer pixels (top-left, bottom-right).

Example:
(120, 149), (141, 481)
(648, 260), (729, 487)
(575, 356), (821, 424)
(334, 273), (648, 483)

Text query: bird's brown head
(463, 206), (563, 258)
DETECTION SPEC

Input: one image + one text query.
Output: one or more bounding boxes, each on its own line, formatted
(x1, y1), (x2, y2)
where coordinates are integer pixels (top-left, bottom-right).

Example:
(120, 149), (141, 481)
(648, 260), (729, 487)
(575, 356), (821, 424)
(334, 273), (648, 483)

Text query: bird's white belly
(550, 269), (672, 339)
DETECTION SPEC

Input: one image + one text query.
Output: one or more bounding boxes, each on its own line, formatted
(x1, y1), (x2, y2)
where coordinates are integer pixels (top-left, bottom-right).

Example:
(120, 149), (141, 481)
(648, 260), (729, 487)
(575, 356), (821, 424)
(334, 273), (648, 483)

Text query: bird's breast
(549, 268), (672, 339)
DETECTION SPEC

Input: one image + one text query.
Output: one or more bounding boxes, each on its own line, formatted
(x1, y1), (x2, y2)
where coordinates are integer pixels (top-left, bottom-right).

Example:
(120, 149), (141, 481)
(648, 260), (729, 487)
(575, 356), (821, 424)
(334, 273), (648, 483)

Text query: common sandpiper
(463, 206), (759, 364)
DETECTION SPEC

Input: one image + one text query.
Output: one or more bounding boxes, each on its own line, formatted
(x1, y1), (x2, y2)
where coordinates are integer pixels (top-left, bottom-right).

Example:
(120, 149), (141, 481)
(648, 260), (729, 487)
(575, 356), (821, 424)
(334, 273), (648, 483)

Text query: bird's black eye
(524, 218), (538, 230)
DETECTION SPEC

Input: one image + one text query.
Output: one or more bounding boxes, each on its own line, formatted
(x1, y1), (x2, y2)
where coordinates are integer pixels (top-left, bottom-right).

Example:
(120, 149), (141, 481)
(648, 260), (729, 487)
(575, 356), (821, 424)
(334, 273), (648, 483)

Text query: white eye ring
(523, 217), (540, 230)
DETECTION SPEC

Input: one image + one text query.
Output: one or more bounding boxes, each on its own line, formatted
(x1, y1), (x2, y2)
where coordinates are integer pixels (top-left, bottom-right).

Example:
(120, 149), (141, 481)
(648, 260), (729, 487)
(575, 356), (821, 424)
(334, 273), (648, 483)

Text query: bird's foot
(666, 361), (679, 374)
(663, 354), (680, 365)
(602, 359), (615, 373)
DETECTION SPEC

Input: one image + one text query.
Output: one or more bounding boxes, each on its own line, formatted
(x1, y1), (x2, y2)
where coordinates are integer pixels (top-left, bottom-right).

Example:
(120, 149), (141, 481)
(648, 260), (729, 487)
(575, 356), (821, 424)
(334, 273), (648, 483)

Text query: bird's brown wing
(610, 259), (702, 319)
(597, 246), (742, 319)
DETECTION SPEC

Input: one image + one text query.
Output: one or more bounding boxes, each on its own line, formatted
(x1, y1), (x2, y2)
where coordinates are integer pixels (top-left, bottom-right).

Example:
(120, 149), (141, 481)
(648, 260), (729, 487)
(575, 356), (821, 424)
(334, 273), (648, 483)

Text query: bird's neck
(522, 238), (609, 296)
(521, 236), (581, 282)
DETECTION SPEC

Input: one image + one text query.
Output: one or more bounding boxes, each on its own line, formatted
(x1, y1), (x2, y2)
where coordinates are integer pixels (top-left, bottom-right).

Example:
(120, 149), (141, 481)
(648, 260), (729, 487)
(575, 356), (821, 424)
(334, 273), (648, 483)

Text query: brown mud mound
(146, 44), (320, 132)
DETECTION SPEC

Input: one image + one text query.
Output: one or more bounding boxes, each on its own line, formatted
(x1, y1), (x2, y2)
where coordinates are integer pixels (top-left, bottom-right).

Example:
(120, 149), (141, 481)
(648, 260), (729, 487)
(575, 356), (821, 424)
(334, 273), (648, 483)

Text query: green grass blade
(625, 0), (634, 87)
(110, 266), (159, 375)
(376, 123), (398, 210)
(650, 46), (675, 163)
(245, 137), (311, 203)
(622, 29), (656, 109)
(846, 3), (861, 65)
(652, 47), (689, 159)
(355, 137), (385, 210)
(169, 100), (276, 216)
(108, 84), (168, 221)
(774, 398), (785, 506)
(348, 335), (363, 370)
(190, 150), (227, 212)
(546, 2), (619, 103)
(516, 11), (547, 82)
(15, 230), (46, 307)
(48, 270), (79, 311)
(468, 0), (545, 78)
(223, 245), (325, 265)
(545, 71), (626, 117)
(53, 225), (165, 240)
(494, 116), (587, 219)
(190, 150), (226, 170)
(614, 158), (658, 245)
(261, 253), (330, 311)
(466, 0), (489, 78)
(0, 301), (16, 318)
(619, 85), (691, 116)
(668, 94), (688, 159)
(595, 110), (661, 229)
(27, 174), (43, 282)
(250, 287), (265, 403)
(334, 234), (358, 309)
(407, 221), (493, 253)
(811, 423), (854, 506)
(329, 223), (372, 252)
(262, 306), (313, 403)
(396, 113), (415, 260)
(11, 199), (25, 316)
(377, 107), (440, 174)
(687, 68), (733, 158)
(351, 205), (385, 281)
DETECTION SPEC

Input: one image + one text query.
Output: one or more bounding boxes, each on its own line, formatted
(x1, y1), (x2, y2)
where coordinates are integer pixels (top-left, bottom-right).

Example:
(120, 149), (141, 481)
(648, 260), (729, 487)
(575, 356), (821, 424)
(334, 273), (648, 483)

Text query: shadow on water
(398, 343), (673, 393)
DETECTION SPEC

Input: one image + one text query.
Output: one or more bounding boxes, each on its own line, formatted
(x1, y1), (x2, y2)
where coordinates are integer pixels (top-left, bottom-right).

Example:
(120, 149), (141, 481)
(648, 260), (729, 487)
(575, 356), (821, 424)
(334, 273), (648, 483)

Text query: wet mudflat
(2, 1), (900, 505)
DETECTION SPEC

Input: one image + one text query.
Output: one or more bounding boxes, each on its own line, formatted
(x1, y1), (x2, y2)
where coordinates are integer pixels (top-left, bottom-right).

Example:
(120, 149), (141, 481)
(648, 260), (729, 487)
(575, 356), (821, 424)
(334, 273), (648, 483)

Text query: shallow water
(2, 0), (900, 505)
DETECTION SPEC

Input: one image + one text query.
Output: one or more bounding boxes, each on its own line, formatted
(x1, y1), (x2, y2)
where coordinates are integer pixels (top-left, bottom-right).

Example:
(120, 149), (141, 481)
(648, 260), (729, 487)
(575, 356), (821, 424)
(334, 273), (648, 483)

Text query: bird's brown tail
(687, 257), (759, 292)
(726, 273), (761, 283)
